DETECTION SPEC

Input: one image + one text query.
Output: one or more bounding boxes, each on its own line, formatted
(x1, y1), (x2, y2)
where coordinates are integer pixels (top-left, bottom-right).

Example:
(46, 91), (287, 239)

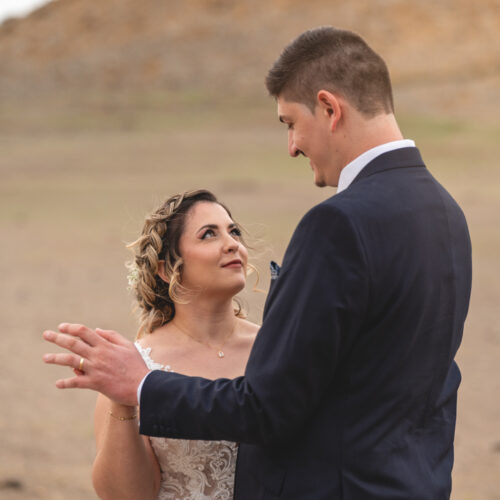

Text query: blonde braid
(127, 194), (186, 337)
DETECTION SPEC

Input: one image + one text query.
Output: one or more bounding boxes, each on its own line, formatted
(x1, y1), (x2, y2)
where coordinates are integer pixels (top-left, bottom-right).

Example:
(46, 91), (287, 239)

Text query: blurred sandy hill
(0, 0), (499, 117)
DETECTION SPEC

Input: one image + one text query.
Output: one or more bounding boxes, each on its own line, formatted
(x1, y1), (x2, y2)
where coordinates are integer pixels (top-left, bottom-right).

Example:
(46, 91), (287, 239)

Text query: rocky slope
(0, 0), (498, 115)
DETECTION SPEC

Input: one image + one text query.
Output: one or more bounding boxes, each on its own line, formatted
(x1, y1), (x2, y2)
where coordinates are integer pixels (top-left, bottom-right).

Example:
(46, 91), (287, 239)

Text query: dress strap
(134, 342), (173, 372)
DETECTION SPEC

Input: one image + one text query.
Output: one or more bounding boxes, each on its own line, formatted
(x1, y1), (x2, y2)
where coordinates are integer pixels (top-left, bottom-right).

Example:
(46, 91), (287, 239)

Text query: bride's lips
(222, 259), (243, 268)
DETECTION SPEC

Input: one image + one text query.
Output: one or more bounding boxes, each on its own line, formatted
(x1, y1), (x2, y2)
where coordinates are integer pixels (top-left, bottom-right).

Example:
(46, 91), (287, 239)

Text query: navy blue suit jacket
(140, 147), (472, 499)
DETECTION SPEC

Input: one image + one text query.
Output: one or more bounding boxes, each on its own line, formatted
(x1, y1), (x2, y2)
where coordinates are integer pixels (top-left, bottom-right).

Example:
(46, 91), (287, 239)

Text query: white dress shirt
(336, 139), (416, 193)
(136, 139), (416, 406)
(137, 348), (150, 406)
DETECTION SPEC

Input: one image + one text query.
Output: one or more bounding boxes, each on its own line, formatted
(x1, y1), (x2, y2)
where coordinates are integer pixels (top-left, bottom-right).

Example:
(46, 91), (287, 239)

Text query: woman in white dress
(92, 189), (259, 500)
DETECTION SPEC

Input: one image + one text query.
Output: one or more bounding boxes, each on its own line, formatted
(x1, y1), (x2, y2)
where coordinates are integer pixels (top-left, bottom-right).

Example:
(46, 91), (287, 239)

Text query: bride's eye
(201, 229), (216, 239)
(230, 227), (242, 237)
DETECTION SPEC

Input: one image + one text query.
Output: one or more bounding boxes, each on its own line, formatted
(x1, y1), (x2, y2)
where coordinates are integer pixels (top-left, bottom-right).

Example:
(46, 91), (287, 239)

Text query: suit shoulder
(299, 194), (355, 230)
(303, 194), (347, 219)
(292, 196), (363, 252)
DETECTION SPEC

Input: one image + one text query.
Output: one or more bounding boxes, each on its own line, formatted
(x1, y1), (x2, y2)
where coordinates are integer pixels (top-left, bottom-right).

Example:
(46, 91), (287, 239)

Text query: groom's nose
(288, 131), (304, 158)
(288, 131), (299, 157)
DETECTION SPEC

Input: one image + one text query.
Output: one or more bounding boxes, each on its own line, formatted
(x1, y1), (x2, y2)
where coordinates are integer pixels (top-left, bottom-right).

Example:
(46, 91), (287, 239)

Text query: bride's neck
(170, 296), (237, 344)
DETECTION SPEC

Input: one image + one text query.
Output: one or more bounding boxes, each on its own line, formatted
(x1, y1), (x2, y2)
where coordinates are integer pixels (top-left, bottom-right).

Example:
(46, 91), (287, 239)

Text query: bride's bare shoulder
(135, 333), (156, 349)
(135, 324), (175, 350)
(237, 318), (260, 339)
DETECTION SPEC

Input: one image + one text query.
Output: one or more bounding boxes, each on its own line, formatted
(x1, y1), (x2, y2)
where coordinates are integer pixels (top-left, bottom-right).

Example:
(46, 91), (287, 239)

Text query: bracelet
(109, 409), (137, 421)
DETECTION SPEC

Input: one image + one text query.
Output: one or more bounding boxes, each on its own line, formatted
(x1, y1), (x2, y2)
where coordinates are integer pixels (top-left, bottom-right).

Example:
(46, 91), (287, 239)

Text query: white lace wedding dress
(135, 342), (238, 500)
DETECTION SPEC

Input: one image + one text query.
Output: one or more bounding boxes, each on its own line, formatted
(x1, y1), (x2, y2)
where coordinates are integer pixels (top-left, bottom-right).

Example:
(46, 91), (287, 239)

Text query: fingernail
(58, 323), (68, 329)
(42, 354), (51, 362)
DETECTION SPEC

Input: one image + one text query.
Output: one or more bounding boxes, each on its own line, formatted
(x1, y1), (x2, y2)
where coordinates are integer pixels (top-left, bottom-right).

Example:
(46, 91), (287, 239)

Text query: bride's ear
(157, 260), (169, 284)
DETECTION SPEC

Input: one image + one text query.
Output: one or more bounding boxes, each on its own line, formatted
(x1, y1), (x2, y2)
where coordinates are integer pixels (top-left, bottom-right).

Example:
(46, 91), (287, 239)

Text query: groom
(44, 27), (472, 498)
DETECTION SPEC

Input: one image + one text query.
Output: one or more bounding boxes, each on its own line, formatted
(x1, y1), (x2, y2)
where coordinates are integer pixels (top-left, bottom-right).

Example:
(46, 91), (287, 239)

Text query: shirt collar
(337, 139), (416, 194)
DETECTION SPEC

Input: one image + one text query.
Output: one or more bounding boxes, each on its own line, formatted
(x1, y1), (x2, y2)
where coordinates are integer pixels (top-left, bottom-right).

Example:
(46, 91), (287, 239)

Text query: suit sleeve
(139, 203), (369, 445)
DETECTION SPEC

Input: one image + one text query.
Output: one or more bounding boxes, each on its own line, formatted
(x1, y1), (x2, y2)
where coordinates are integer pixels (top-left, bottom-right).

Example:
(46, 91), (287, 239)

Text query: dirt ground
(0, 96), (499, 499)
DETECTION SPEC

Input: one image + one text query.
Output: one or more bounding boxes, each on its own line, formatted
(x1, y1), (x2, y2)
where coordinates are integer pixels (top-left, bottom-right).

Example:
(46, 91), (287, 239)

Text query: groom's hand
(43, 323), (149, 406)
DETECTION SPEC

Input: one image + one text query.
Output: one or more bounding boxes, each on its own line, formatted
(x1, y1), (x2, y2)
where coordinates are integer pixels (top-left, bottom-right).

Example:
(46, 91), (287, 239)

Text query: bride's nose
(222, 233), (239, 253)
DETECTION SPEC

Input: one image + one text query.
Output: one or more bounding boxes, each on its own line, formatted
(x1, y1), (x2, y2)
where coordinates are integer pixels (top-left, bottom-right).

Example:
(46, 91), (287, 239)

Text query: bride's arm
(92, 393), (161, 500)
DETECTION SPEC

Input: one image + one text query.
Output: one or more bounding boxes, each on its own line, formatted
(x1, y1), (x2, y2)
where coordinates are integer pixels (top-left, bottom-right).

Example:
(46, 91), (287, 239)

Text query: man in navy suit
(44, 27), (471, 498)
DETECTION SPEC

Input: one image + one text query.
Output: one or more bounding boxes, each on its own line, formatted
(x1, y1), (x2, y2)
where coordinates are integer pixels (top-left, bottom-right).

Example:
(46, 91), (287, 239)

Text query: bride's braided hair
(127, 189), (245, 338)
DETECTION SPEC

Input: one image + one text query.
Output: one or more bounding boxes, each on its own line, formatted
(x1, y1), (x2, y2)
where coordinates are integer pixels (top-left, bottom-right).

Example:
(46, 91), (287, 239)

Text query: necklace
(172, 321), (236, 358)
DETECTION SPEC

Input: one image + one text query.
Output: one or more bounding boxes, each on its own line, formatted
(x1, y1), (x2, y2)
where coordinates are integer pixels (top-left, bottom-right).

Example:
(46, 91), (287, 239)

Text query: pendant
(218, 350), (225, 358)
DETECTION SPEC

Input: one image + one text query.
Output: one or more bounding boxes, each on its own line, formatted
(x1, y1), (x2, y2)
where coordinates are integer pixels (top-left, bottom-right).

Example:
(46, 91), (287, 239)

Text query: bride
(92, 189), (259, 499)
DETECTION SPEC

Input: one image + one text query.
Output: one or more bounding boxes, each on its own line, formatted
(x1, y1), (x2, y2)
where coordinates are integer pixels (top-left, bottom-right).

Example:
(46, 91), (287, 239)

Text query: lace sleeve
(134, 342), (173, 372)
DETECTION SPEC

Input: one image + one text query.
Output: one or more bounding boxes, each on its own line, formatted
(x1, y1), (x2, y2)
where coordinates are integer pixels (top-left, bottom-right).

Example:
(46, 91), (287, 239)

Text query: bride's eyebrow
(196, 223), (237, 234)
(197, 224), (218, 234)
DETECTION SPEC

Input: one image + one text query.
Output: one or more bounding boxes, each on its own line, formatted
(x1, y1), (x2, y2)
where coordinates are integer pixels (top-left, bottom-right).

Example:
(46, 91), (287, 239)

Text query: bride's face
(178, 201), (248, 298)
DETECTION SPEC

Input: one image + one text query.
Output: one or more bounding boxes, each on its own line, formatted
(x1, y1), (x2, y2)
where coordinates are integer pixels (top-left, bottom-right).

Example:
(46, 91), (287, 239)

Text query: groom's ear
(157, 260), (169, 284)
(316, 90), (342, 132)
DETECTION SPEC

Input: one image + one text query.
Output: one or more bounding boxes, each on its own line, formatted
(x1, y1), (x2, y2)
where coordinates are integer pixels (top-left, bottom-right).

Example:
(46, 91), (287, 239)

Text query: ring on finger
(78, 357), (85, 372)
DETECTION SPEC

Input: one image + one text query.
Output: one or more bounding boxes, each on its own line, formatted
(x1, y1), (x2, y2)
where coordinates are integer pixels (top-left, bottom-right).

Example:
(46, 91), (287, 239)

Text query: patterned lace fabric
(135, 342), (238, 500)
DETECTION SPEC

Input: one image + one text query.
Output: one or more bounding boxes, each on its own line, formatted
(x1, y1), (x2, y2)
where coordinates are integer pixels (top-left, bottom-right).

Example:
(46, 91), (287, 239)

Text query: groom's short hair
(266, 26), (394, 117)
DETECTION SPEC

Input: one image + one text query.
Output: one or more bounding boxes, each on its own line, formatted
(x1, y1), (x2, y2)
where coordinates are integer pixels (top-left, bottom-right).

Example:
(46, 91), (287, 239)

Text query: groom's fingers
(43, 323), (145, 405)
(58, 323), (101, 346)
(43, 330), (91, 358)
(55, 375), (92, 390)
(43, 351), (83, 371)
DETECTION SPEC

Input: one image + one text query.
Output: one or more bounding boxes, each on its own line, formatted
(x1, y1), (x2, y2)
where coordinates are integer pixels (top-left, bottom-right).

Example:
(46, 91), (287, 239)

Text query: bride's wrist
(109, 402), (137, 420)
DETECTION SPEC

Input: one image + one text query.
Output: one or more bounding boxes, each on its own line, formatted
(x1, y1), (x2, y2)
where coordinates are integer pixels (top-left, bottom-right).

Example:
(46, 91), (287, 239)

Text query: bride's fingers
(43, 330), (91, 358)
(43, 352), (85, 371)
(58, 323), (101, 347)
(95, 328), (129, 347)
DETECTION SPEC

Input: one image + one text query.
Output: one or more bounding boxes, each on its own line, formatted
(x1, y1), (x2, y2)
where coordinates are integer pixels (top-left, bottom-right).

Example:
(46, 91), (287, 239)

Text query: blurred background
(0, 0), (499, 498)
